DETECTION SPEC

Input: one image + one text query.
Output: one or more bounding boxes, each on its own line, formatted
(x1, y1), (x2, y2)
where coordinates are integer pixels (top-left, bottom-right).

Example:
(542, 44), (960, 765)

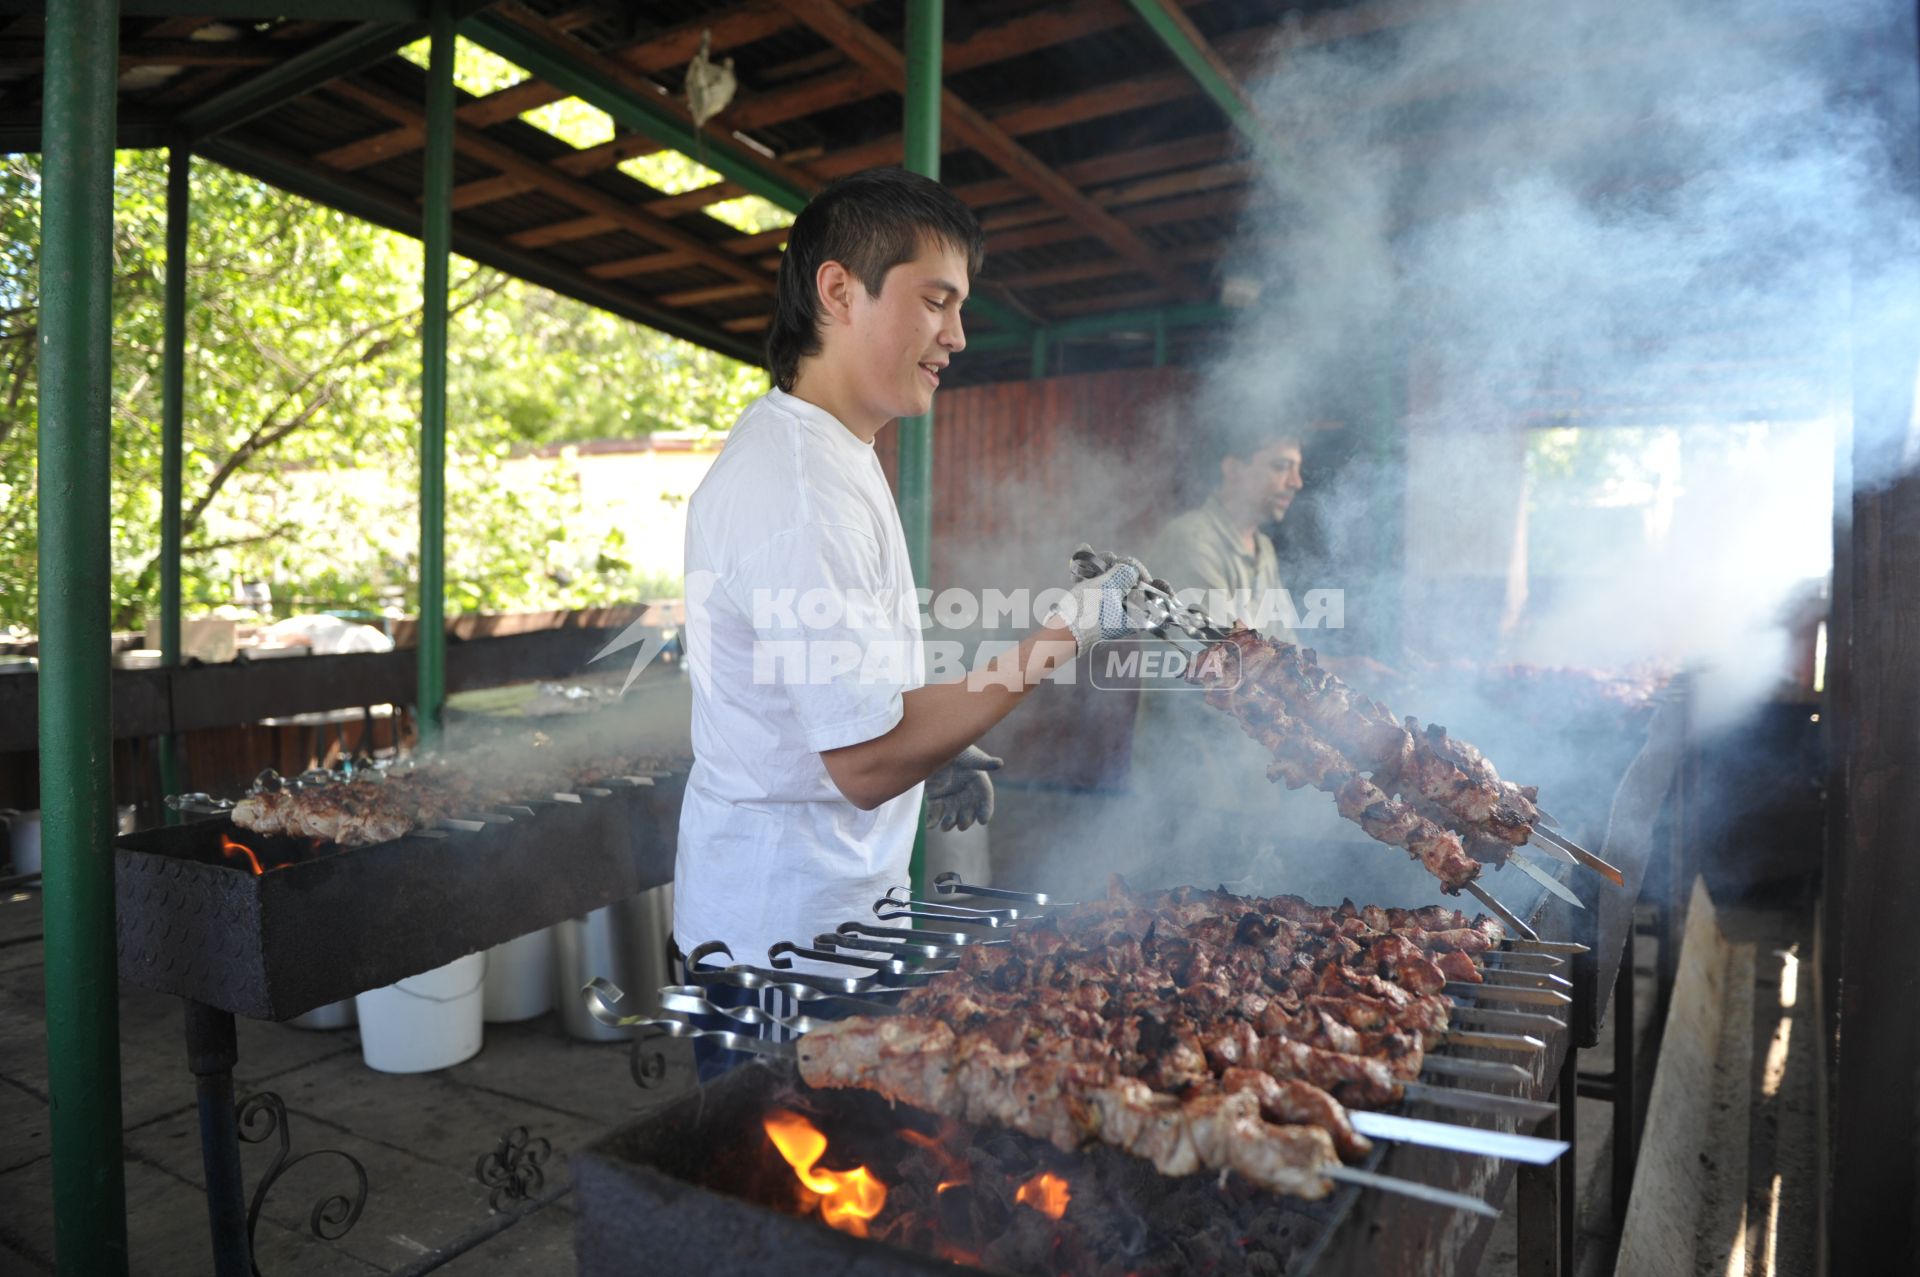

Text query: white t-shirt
(674, 389), (926, 969)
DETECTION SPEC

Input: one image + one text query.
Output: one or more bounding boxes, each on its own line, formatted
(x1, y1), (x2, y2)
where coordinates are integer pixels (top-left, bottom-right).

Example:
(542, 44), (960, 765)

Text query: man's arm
(820, 619), (1077, 810)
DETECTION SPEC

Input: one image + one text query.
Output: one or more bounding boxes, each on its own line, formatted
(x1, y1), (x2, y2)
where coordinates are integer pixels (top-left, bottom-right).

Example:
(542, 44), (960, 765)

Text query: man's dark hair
(767, 168), (986, 391)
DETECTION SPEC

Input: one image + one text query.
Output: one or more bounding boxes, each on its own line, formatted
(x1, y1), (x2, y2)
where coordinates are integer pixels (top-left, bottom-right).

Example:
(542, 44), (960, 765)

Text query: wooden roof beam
(775, 0), (1203, 303)
(323, 77), (775, 296)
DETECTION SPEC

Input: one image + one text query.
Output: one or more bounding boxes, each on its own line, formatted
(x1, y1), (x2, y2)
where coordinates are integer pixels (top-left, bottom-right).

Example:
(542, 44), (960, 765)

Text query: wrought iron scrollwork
(475, 1126), (551, 1213)
(236, 1091), (369, 1275)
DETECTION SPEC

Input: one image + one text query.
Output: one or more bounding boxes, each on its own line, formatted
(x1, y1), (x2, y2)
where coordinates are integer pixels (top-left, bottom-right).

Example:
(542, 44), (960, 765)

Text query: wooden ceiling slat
(451, 172), (538, 210)
(988, 187), (1244, 254)
(649, 182), (746, 217)
(324, 77), (775, 296)
(980, 159), (1251, 234)
(584, 223), (789, 278)
(1002, 238), (1221, 290)
(1044, 286), (1165, 318)
(776, 0), (1199, 302)
(509, 213), (615, 249)
(660, 281), (765, 307)
(722, 315), (771, 333)
(587, 250), (691, 280)
(950, 133), (1234, 209)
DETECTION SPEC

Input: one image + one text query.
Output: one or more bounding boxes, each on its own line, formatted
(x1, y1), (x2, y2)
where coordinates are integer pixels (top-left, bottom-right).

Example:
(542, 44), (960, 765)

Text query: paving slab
(0, 1146), (382, 1277)
(0, 890), (42, 948)
(0, 1233), (52, 1274)
(425, 1198), (580, 1275)
(126, 1095), (560, 1273)
(231, 1047), (615, 1174)
(0, 1074), (49, 1173)
(440, 1012), (696, 1122)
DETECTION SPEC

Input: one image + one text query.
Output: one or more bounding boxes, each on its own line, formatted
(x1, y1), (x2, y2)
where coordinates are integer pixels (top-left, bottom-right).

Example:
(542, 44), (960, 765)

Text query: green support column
(1030, 328), (1050, 381)
(158, 143), (188, 808)
(901, 0), (942, 895)
(417, 0), (454, 748)
(1151, 312), (1169, 368)
(39, 0), (131, 1271)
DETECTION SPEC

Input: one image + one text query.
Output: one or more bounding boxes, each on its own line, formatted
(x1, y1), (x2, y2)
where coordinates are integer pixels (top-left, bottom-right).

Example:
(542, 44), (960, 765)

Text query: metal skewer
(1463, 882), (1539, 941)
(1420, 1056), (1532, 1086)
(1503, 937), (1589, 956)
(1533, 827), (1625, 887)
(1476, 968), (1574, 992)
(1479, 950), (1566, 971)
(1448, 1006), (1566, 1037)
(931, 872), (1055, 906)
(1323, 1165), (1498, 1217)
(1348, 1112), (1568, 1165)
(1441, 1028), (1546, 1054)
(835, 920), (1011, 948)
(1399, 1082), (1558, 1122)
(823, 928), (966, 960)
(1444, 981), (1573, 1008)
(1507, 850), (1585, 907)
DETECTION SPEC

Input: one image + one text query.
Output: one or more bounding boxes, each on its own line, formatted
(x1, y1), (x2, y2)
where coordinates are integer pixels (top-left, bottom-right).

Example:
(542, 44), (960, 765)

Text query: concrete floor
(0, 876), (1819, 1276)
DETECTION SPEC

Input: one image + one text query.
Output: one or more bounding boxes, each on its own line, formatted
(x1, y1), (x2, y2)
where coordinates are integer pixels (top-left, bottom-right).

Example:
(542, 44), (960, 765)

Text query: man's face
(841, 239), (970, 422)
(1222, 439), (1305, 524)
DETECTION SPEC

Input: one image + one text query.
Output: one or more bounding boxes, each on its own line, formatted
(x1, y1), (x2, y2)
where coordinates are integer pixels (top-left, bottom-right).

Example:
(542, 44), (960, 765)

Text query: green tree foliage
(0, 150), (765, 632)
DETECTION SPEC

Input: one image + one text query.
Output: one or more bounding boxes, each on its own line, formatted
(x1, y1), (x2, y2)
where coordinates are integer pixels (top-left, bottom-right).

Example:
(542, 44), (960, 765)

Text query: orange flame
(763, 1110), (887, 1237)
(1015, 1171), (1070, 1220)
(219, 833), (264, 876)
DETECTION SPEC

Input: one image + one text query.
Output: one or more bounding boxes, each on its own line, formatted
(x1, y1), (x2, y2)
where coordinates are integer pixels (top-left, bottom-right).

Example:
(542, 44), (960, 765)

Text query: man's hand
(924, 745), (1002, 831)
(1054, 548), (1153, 652)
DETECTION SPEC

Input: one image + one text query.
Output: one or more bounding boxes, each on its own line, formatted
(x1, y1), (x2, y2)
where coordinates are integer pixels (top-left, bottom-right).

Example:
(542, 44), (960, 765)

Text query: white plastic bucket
(482, 927), (555, 1023)
(355, 952), (485, 1073)
(1, 809), (41, 877)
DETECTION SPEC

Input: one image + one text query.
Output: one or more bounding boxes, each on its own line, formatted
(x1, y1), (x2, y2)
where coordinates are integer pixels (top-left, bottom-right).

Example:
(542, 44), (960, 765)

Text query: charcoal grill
(113, 768), (683, 1277)
(570, 693), (1689, 1277)
(575, 1059), (1349, 1277)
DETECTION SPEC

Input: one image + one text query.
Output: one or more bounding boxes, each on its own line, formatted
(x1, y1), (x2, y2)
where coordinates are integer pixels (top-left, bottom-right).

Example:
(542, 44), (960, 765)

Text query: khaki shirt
(1128, 496), (1296, 817)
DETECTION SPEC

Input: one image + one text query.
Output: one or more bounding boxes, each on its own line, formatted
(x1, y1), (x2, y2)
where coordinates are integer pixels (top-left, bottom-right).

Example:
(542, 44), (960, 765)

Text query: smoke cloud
(970, 0), (1917, 904)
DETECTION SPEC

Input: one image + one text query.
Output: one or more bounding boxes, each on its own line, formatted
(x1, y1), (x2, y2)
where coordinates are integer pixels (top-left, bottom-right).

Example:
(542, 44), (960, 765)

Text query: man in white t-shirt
(676, 170), (1148, 1071)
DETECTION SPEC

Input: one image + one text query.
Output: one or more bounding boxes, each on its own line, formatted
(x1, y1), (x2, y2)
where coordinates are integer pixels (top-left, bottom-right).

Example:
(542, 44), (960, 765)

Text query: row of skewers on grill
(590, 875), (1589, 1219)
(166, 749), (688, 848)
(1069, 546), (1623, 932)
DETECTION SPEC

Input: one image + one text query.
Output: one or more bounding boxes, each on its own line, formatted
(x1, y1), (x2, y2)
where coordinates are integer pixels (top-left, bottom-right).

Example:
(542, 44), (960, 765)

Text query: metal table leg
(185, 1000), (252, 1277)
(1517, 1046), (1578, 1277)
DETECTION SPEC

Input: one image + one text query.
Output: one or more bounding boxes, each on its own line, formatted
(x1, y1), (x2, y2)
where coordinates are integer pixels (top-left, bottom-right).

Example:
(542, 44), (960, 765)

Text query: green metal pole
(39, 0), (131, 1271)
(158, 143), (188, 808)
(902, 0), (942, 896)
(1030, 328), (1050, 381)
(1151, 312), (1169, 368)
(417, 0), (453, 748)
